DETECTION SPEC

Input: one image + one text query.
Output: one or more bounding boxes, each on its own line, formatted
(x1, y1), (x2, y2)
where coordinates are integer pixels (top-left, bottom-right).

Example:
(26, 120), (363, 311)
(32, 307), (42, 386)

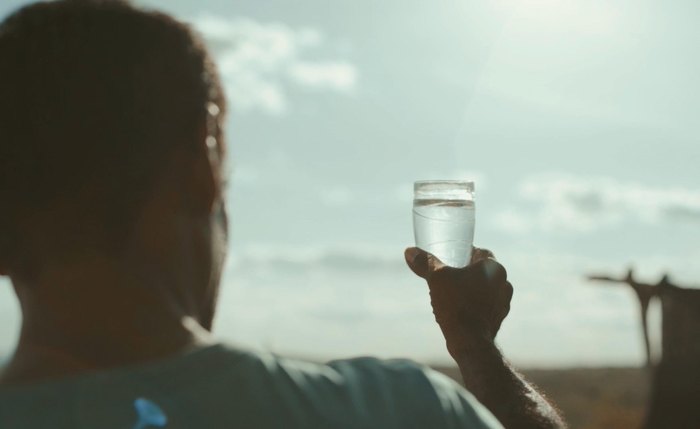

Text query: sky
(0, 0), (698, 367)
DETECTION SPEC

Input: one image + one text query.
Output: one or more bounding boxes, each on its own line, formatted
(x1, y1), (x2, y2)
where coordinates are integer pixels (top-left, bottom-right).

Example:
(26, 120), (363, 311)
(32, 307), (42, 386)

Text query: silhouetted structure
(588, 269), (700, 428)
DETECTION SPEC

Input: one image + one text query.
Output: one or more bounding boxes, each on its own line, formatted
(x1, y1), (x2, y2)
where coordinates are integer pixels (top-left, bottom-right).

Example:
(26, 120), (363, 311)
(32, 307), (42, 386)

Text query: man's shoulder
(218, 344), (441, 395)
(210, 345), (502, 429)
(0, 343), (502, 428)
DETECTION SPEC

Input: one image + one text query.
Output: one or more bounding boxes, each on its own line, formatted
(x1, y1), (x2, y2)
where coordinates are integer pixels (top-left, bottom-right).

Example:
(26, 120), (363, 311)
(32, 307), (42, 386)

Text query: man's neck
(1, 256), (213, 386)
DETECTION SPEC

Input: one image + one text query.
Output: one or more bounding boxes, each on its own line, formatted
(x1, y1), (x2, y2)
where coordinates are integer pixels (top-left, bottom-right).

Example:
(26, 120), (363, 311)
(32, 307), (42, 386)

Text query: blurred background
(0, 0), (698, 425)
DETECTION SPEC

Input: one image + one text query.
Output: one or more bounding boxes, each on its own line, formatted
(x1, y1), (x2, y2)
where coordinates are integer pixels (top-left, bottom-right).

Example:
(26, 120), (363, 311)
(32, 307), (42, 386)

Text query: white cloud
(214, 242), (699, 365)
(229, 243), (401, 274)
(494, 173), (700, 233)
(289, 62), (357, 91)
(192, 15), (358, 115)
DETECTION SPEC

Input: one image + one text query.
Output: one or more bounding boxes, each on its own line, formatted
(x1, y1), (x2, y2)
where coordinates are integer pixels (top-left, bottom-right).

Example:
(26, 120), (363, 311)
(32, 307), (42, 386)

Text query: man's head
(0, 0), (228, 327)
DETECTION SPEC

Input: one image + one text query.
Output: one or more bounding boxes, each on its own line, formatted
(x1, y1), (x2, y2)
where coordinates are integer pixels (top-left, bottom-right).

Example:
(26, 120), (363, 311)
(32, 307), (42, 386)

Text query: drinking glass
(413, 180), (475, 268)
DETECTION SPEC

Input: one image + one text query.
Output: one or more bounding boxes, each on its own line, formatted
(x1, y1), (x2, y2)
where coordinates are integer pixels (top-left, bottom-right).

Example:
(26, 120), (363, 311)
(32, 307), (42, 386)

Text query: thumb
(404, 247), (445, 279)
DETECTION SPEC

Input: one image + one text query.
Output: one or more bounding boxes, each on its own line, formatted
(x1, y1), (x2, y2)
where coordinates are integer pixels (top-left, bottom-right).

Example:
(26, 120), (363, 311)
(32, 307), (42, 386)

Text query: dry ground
(432, 366), (650, 429)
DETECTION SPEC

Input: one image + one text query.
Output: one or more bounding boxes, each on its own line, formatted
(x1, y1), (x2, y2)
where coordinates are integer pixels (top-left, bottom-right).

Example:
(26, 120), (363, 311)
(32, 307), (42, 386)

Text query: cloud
(229, 244), (401, 275)
(215, 242), (695, 365)
(192, 15), (358, 115)
(663, 205), (700, 224)
(289, 62), (357, 92)
(494, 173), (700, 233)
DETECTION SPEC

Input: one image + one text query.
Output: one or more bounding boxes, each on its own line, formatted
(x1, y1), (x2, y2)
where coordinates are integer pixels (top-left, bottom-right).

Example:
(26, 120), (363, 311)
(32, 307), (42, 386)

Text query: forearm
(449, 332), (566, 429)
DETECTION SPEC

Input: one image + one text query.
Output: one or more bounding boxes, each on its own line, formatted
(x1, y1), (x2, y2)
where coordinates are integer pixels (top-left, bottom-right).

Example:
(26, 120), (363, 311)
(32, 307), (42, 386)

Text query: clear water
(413, 199), (475, 268)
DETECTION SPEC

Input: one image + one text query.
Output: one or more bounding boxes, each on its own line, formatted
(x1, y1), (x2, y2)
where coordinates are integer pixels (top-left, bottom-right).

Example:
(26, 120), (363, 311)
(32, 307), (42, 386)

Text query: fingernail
(405, 247), (419, 264)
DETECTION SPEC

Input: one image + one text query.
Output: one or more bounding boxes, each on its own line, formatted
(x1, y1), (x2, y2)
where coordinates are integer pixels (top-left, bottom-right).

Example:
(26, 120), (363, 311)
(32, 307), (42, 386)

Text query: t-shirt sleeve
(326, 358), (504, 429)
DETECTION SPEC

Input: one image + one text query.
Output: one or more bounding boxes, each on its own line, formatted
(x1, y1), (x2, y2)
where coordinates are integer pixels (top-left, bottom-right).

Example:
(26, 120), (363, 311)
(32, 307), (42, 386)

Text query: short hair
(0, 0), (226, 270)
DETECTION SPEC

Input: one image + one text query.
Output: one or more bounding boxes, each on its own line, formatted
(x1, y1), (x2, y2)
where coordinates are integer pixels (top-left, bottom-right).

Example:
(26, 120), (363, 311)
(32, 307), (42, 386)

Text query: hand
(406, 247), (567, 428)
(404, 247), (513, 358)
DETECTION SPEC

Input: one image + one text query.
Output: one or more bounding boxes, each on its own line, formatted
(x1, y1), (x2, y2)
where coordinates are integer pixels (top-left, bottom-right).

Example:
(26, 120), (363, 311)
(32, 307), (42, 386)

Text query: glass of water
(413, 180), (475, 268)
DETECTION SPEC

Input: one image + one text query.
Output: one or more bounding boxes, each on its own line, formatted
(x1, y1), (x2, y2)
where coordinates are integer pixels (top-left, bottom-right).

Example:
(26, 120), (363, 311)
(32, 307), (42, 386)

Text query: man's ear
(183, 120), (224, 216)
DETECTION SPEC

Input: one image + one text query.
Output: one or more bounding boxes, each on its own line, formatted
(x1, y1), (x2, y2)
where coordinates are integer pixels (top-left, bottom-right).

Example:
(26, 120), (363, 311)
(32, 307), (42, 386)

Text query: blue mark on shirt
(132, 397), (168, 429)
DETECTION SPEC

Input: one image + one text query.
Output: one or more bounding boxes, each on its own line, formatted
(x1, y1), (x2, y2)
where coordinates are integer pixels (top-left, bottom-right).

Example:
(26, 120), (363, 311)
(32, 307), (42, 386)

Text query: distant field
(432, 366), (650, 429)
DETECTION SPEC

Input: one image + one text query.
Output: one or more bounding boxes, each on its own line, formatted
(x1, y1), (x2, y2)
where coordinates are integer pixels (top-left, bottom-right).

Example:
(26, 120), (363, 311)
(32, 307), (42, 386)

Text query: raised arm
(405, 247), (566, 429)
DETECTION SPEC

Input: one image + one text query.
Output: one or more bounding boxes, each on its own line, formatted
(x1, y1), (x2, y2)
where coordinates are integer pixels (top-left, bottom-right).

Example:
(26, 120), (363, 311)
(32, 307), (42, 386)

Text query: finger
(405, 247), (447, 279)
(470, 258), (507, 286)
(426, 252), (447, 272)
(471, 247), (495, 265)
(405, 247), (430, 279)
(498, 280), (514, 311)
(483, 259), (507, 284)
(497, 281), (514, 324)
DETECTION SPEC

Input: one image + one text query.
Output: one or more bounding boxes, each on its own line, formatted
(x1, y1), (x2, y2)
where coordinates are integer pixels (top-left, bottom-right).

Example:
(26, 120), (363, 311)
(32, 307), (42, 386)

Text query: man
(0, 1), (565, 428)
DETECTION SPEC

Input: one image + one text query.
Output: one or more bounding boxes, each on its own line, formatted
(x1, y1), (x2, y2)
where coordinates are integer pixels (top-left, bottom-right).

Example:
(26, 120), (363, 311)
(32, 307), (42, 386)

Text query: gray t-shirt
(0, 344), (502, 428)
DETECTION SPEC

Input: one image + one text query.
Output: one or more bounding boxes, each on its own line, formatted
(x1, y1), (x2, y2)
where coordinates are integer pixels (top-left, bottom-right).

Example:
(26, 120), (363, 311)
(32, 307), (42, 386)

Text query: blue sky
(0, 0), (698, 367)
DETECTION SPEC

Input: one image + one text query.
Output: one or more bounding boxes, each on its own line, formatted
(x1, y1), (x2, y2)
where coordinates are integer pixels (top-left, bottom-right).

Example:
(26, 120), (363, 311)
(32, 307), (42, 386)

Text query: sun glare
(492, 0), (619, 36)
